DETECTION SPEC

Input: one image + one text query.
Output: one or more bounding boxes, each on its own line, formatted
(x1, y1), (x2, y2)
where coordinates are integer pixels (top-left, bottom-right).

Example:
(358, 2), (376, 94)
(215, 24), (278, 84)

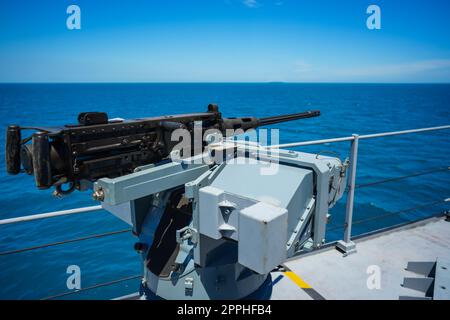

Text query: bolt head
(92, 188), (105, 201)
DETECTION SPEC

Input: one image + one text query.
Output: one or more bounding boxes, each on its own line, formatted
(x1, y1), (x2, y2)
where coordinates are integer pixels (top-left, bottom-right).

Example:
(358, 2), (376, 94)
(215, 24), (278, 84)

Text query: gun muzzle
(258, 110), (320, 126)
(222, 109), (320, 131)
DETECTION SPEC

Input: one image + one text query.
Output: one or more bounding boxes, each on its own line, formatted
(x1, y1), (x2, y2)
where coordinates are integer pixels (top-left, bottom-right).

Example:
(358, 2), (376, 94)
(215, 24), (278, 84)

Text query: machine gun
(6, 104), (320, 194)
(5, 104), (349, 300)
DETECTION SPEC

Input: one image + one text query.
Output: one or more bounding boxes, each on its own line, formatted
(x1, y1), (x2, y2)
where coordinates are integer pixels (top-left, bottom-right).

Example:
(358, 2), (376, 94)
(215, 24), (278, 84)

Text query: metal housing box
(239, 202), (288, 274)
(210, 157), (313, 238)
(198, 186), (254, 241)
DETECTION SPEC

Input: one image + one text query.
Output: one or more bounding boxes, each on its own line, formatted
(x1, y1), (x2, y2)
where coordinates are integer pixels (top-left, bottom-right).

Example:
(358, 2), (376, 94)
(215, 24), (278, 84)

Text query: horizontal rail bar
(359, 125), (450, 140)
(0, 229), (131, 256)
(269, 124), (450, 149)
(0, 205), (103, 226)
(270, 136), (354, 148)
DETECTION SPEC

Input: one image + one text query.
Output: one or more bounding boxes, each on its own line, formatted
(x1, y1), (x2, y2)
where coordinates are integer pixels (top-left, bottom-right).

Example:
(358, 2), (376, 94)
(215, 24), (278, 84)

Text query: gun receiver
(6, 104), (320, 194)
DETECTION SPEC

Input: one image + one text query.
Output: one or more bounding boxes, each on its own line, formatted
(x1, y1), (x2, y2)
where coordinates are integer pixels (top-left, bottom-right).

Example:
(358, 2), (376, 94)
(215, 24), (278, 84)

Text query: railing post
(336, 134), (359, 256)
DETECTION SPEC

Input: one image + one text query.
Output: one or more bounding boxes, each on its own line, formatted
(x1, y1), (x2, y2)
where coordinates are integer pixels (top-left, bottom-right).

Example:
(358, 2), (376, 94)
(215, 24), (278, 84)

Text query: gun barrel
(258, 110), (320, 126)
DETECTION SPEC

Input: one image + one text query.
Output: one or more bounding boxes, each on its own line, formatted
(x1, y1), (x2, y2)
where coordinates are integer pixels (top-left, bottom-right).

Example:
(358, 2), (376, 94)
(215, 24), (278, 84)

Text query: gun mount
(4, 103), (350, 300)
(5, 104), (320, 195)
(96, 138), (347, 299)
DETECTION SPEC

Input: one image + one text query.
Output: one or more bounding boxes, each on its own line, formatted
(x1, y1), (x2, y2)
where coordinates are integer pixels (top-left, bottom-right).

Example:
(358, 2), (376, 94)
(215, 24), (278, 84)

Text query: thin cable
(0, 229), (131, 256)
(352, 211), (447, 241)
(356, 166), (450, 189)
(327, 198), (449, 232)
(352, 199), (448, 227)
(41, 274), (142, 300)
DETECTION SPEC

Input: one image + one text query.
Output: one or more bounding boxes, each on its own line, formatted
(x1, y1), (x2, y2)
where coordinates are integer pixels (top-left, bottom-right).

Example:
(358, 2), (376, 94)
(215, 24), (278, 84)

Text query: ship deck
(271, 216), (450, 300)
(116, 216), (450, 300)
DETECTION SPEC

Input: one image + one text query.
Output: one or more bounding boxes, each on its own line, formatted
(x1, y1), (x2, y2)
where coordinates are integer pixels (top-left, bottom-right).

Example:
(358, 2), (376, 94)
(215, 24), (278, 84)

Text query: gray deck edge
(287, 214), (447, 262)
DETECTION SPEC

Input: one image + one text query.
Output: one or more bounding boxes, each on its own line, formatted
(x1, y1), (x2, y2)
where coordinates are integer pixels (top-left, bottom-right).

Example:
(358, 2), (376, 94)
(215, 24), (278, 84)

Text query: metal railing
(0, 204), (134, 299)
(0, 124), (449, 297)
(269, 124), (450, 254)
(0, 205), (102, 225)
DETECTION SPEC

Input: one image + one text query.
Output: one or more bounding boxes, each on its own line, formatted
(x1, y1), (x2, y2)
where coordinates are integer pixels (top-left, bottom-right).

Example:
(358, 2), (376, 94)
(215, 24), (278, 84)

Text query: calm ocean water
(0, 83), (449, 299)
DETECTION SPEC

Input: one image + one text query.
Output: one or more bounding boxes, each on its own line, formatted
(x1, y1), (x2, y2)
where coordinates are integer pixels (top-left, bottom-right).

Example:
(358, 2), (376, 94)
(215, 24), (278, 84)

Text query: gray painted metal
(119, 218), (450, 300)
(401, 259), (450, 300)
(206, 156), (315, 255)
(185, 164), (227, 266)
(406, 261), (435, 276)
(239, 202), (288, 274)
(344, 134), (359, 244)
(402, 277), (434, 294)
(97, 142), (347, 299)
(94, 158), (210, 205)
(283, 218), (450, 300)
(398, 296), (432, 300)
(434, 259), (450, 300)
(252, 149), (340, 248)
(336, 134), (359, 255)
(142, 256), (269, 300)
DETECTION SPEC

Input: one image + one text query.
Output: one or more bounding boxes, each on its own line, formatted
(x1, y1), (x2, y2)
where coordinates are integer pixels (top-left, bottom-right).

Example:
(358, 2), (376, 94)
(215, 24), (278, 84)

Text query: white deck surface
(271, 217), (450, 300)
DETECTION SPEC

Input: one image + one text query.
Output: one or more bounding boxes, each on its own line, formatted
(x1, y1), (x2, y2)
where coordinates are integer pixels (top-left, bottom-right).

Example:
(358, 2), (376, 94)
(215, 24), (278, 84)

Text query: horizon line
(1, 81), (450, 85)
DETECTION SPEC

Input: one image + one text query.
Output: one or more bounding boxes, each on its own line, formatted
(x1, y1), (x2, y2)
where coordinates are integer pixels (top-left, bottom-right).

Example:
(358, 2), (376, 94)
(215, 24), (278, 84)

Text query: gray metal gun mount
(95, 138), (348, 299)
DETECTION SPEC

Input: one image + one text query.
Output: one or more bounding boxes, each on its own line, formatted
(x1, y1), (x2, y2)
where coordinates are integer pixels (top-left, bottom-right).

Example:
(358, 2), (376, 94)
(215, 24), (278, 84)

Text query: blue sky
(1, 0), (450, 82)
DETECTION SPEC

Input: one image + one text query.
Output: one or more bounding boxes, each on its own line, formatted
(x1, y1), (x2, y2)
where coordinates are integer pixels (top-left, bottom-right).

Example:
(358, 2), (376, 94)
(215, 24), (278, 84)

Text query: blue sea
(0, 83), (449, 299)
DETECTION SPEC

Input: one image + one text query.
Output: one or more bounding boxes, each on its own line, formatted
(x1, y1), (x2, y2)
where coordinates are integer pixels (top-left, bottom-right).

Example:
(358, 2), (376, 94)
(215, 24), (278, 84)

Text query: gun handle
(32, 132), (52, 189)
(6, 125), (21, 175)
